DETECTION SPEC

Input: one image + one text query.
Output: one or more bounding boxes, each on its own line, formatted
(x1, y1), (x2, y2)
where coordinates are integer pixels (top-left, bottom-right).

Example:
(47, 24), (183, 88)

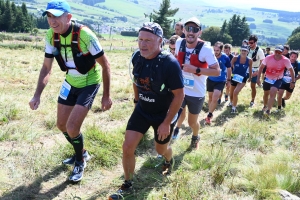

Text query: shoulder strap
(53, 32), (60, 50)
(71, 21), (82, 53)
(194, 40), (205, 54)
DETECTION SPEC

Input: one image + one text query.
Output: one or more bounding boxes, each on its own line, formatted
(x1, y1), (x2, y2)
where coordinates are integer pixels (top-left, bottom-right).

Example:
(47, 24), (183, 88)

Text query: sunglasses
(169, 46), (175, 51)
(248, 42), (254, 45)
(184, 26), (200, 33)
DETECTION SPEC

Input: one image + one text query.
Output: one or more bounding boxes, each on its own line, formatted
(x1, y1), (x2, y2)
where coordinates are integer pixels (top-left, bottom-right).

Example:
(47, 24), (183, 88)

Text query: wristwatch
(196, 68), (201, 74)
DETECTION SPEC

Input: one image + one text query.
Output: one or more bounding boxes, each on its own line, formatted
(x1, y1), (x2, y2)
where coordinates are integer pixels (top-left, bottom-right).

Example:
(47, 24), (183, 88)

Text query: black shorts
(58, 81), (100, 109)
(230, 76), (248, 86)
(181, 95), (205, 115)
(280, 83), (294, 93)
(126, 109), (175, 144)
(263, 79), (282, 91)
(206, 78), (226, 92)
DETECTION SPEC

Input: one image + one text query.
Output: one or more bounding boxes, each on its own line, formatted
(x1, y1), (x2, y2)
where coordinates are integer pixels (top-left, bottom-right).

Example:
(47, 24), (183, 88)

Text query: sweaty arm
(96, 54), (112, 110)
(29, 57), (54, 110)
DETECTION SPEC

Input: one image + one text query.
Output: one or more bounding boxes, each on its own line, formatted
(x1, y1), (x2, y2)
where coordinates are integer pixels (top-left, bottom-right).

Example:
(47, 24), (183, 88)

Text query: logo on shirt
(139, 94), (155, 102)
(90, 38), (100, 51)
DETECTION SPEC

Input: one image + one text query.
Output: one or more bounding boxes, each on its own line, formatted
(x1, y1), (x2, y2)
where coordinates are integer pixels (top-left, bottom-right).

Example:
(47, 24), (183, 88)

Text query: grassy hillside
(1, 37), (300, 199)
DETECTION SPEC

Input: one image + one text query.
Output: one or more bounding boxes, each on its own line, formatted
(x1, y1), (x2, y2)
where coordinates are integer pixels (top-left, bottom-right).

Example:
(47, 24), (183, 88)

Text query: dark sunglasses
(248, 42), (254, 45)
(184, 26), (200, 33)
(169, 46), (175, 51)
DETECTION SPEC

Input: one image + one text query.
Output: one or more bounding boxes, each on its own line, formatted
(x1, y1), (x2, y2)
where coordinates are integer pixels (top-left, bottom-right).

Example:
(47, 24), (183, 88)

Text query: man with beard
(173, 17), (220, 148)
(257, 45), (295, 117)
(277, 51), (299, 110)
(205, 41), (231, 124)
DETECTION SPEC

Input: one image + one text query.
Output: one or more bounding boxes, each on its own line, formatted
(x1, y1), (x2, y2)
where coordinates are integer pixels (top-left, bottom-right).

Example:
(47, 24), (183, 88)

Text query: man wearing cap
(257, 45), (295, 117)
(247, 34), (265, 108)
(172, 21), (185, 38)
(109, 22), (184, 199)
(29, 0), (112, 182)
(173, 17), (219, 149)
(229, 45), (253, 113)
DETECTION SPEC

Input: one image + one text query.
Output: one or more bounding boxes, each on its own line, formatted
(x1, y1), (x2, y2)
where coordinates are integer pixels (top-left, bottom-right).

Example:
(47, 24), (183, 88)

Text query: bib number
(232, 74), (244, 83)
(282, 76), (291, 83)
(183, 74), (195, 89)
(59, 80), (71, 100)
(264, 77), (276, 84)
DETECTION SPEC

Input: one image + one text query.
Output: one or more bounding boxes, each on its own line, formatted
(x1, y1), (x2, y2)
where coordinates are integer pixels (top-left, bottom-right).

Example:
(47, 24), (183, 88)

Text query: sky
(203, 0), (299, 12)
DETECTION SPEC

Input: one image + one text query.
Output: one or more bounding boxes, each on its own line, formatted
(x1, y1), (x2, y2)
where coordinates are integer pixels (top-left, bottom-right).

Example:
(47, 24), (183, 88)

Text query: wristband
(133, 99), (138, 103)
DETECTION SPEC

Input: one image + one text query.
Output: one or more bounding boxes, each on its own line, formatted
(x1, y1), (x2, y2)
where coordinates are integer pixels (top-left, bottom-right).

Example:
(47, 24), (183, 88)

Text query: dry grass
(1, 42), (300, 200)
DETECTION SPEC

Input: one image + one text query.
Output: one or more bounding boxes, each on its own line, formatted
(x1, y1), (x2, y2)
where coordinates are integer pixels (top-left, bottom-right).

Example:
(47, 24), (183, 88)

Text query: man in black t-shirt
(283, 44), (290, 58)
(109, 22), (184, 200)
(172, 21), (186, 38)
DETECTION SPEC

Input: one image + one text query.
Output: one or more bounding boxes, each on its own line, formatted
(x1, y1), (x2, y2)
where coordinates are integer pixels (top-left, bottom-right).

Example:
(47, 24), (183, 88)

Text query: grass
(1, 39), (300, 199)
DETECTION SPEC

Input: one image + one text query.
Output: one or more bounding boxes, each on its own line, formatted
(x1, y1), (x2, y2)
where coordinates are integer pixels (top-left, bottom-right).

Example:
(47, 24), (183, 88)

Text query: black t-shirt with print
(132, 51), (184, 120)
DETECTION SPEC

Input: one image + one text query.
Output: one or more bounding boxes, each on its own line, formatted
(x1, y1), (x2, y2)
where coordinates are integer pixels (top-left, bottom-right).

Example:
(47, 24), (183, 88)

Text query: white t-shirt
(175, 38), (217, 97)
(247, 46), (265, 69)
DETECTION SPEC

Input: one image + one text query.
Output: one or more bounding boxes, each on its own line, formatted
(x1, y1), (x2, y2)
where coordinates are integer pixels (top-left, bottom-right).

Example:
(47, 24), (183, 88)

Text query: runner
(257, 45), (295, 116)
(229, 45), (253, 113)
(173, 17), (219, 146)
(277, 51), (299, 110)
(247, 35), (265, 107)
(205, 41), (231, 124)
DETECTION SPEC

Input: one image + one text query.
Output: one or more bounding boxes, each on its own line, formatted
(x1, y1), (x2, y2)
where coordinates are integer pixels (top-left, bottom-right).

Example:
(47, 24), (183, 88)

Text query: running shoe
(205, 116), (212, 125)
(189, 136), (200, 150)
(69, 160), (86, 182)
(63, 150), (91, 165)
(282, 98), (286, 108)
(263, 110), (270, 118)
(172, 127), (180, 140)
(162, 158), (175, 176)
(227, 102), (232, 107)
(249, 101), (255, 107)
(262, 106), (267, 112)
(217, 98), (221, 105)
(109, 180), (133, 200)
(231, 108), (238, 114)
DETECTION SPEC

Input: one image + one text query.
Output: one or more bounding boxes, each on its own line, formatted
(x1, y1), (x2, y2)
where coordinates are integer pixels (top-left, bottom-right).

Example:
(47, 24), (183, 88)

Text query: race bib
(264, 77), (276, 84)
(282, 76), (292, 83)
(59, 80), (71, 100)
(232, 74), (244, 83)
(183, 74), (195, 89)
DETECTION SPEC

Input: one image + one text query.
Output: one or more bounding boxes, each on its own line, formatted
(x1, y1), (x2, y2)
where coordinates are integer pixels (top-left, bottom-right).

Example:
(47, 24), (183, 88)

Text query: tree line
(0, 0), (36, 32)
(201, 14), (250, 46)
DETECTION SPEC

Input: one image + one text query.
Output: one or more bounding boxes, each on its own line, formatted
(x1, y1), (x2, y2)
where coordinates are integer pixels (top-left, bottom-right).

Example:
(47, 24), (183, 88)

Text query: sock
(208, 112), (213, 118)
(232, 106), (236, 109)
(63, 132), (72, 144)
(71, 133), (84, 162)
(278, 106), (281, 109)
(124, 180), (132, 186)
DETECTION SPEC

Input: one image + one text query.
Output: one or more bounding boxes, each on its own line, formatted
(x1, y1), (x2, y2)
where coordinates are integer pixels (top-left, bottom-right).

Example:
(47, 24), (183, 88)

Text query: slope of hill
(27, 0), (299, 44)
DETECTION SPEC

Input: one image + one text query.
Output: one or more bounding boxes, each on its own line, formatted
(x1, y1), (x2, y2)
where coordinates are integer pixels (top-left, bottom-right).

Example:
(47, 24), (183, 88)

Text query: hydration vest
(53, 21), (96, 74)
(176, 39), (208, 76)
(247, 46), (259, 62)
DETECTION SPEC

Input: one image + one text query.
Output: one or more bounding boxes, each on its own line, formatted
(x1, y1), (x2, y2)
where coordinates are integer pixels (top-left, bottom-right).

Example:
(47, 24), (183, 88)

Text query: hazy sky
(203, 0), (299, 12)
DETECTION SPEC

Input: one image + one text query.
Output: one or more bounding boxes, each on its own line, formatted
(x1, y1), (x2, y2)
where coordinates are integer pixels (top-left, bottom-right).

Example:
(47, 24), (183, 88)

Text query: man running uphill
(29, 0), (112, 182)
(109, 22), (184, 199)
(257, 45), (295, 117)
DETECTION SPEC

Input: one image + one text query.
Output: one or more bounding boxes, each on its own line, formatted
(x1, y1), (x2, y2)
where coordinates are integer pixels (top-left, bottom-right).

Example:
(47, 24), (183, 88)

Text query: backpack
(53, 21), (96, 74)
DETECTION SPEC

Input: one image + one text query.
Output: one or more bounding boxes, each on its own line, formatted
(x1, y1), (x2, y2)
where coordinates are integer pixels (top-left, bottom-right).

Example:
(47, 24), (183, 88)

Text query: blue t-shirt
(232, 56), (250, 77)
(132, 51), (184, 120)
(208, 53), (231, 82)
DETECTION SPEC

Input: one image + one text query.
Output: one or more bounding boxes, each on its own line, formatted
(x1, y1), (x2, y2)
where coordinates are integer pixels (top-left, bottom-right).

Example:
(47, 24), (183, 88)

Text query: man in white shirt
(247, 34), (265, 107)
(173, 17), (220, 149)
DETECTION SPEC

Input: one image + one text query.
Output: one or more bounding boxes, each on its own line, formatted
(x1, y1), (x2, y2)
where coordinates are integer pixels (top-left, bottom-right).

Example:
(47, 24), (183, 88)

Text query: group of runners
(29, 0), (298, 199)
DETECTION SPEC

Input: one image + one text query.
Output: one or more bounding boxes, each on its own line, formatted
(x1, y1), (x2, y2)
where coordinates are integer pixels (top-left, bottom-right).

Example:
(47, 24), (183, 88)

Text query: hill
(24, 0), (300, 45)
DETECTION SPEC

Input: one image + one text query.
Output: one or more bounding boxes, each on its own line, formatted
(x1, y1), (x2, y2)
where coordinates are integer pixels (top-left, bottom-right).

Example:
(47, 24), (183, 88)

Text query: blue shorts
(247, 73), (257, 83)
(263, 79), (282, 91)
